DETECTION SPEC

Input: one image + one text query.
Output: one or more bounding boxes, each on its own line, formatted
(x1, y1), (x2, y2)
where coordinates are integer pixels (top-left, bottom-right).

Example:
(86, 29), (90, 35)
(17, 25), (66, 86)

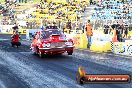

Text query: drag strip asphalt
(0, 34), (131, 88)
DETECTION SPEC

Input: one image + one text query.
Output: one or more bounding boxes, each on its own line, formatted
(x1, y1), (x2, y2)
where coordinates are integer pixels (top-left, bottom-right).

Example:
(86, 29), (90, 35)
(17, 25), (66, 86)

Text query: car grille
(51, 42), (65, 47)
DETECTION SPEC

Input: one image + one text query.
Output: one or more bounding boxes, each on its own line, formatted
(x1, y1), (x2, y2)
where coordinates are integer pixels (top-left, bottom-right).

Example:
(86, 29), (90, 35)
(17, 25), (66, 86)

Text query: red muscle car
(30, 26), (74, 58)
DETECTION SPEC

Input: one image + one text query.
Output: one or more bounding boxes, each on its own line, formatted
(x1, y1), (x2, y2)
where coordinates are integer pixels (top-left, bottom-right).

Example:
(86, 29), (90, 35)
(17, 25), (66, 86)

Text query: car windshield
(40, 29), (63, 39)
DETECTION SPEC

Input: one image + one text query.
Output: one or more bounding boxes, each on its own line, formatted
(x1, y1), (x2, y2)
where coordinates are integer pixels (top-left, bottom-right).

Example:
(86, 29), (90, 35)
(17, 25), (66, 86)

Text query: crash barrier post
(90, 40), (111, 52)
(112, 42), (132, 56)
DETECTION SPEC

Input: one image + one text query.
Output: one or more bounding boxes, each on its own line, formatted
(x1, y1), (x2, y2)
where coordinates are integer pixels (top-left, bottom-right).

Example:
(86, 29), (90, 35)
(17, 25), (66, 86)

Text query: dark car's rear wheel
(79, 77), (85, 85)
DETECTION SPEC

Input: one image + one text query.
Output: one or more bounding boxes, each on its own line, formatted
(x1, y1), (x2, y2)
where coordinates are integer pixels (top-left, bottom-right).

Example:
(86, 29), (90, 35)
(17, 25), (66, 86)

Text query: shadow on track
(32, 53), (73, 61)
(0, 40), (30, 52)
(0, 64), (29, 88)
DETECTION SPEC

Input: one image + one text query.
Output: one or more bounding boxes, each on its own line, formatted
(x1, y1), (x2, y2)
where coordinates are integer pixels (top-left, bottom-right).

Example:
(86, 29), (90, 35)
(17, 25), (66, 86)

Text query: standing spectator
(122, 0), (124, 3)
(24, 0), (27, 3)
(116, 28), (120, 42)
(12, 23), (19, 33)
(58, 20), (61, 28)
(116, 22), (122, 42)
(19, 0), (21, 3)
(121, 24), (124, 35)
(124, 27), (128, 38)
(21, 0), (23, 3)
(116, 22), (120, 29)
(85, 20), (93, 48)
(66, 20), (71, 33)
(104, 25), (109, 34)
(90, 0), (93, 5)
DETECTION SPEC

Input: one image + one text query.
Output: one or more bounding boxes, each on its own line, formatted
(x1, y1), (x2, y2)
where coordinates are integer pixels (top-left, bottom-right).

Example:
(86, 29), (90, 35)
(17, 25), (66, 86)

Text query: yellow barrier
(0, 29), (24, 34)
(68, 15), (76, 20)
(18, 29), (26, 34)
(31, 12), (40, 16)
(90, 41), (111, 52)
(72, 33), (87, 49)
(128, 30), (132, 36)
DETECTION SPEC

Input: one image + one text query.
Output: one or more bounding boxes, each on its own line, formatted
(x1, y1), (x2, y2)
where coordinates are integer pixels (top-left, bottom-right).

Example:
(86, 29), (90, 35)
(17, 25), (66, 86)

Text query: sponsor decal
(76, 66), (131, 85)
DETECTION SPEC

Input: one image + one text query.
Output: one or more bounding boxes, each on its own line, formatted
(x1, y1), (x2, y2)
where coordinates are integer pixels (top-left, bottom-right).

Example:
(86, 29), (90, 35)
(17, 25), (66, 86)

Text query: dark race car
(30, 26), (74, 58)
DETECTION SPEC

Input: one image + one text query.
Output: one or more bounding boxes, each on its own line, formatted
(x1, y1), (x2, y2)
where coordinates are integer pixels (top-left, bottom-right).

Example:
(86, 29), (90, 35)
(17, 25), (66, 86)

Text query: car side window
(40, 33), (46, 39)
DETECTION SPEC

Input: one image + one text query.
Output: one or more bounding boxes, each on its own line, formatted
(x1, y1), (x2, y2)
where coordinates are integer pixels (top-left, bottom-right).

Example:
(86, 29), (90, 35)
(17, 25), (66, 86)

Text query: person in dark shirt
(111, 24), (116, 29)
(12, 24), (18, 32)
(116, 22), (120, 29)
(11, 30), (21, 47)
(104, 25), (109, 34)
(90, 0), (93, 5)
(66, 20), (71, 33)
(122, 0), (124, 3)
(116, 23), (123, 42)
(124, 27), (128, 38)
(116, 29), (121, 42)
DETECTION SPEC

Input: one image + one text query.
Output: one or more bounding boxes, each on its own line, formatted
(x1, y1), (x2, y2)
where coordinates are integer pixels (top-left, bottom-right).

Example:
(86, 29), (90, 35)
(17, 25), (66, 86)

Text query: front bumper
(39, 46), (74, 54)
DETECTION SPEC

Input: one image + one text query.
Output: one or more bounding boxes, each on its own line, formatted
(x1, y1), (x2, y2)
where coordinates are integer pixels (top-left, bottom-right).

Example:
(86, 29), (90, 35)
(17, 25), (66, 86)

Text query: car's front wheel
(32, 51), (37, 55)
(39, 51), (44, 58)
(31, 47), (37, 55)
(68, 52), (73, 55)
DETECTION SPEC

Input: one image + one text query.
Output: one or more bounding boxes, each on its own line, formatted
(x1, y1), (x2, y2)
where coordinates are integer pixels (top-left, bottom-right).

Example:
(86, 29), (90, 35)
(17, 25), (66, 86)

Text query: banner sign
(26, 29), (42, 40)
(112, 42), (132, 56)
(0, 25), (14, 34)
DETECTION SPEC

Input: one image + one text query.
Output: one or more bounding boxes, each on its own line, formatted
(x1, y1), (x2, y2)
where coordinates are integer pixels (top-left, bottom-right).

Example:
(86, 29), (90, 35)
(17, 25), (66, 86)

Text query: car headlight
(42, 43), (50, 47)
(65, 42), (73, 46)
